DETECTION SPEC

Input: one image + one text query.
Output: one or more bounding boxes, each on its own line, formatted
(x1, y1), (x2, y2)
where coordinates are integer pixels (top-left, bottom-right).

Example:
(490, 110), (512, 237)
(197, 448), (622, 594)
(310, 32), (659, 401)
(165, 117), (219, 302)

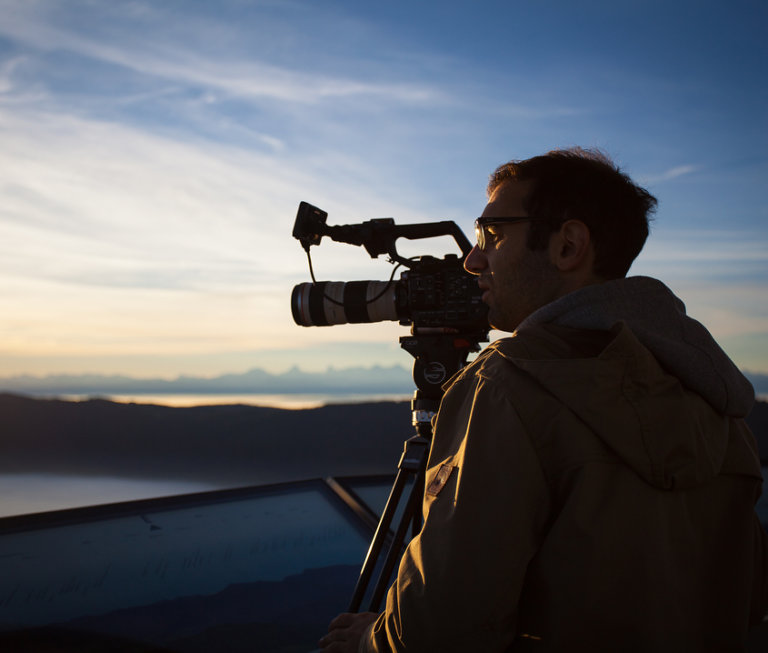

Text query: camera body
(291, 202), (488, 332)
(291, 253), (488, 330)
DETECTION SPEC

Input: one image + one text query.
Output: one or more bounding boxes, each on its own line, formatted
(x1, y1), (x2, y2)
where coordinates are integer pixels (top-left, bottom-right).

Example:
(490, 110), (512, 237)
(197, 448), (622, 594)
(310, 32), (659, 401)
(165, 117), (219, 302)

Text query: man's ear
(548, 220), (593, 273)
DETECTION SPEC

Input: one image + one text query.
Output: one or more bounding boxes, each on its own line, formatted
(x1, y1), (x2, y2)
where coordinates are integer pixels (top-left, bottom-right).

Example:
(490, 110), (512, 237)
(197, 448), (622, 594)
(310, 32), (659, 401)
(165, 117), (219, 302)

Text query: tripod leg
(348, 434), (429, 612)
(348, 466), (411, 612)
(368, 458), (427, 611)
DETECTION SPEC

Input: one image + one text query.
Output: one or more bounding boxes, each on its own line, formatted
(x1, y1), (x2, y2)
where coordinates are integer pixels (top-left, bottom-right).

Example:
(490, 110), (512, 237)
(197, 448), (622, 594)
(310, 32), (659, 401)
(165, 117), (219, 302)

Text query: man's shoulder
(444, 322), (649, 408)
(486, 324), (615, 365)
(445, 324), (613, 394)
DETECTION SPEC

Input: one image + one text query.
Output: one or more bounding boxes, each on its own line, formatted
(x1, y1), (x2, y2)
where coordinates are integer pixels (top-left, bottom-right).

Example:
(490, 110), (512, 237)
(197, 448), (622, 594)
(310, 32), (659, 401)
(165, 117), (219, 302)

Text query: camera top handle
(292, 201), (472, 267)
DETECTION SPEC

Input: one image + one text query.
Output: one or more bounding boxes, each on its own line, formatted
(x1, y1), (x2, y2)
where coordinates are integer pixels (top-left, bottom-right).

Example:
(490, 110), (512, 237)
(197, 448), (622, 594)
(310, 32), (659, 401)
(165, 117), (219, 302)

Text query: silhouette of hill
(0, 393), (413, 485)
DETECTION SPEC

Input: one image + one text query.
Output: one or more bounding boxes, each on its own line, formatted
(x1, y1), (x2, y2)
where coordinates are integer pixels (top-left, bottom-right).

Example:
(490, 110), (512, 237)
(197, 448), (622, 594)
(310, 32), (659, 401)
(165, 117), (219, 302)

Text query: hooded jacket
(363, 277), (768, 652)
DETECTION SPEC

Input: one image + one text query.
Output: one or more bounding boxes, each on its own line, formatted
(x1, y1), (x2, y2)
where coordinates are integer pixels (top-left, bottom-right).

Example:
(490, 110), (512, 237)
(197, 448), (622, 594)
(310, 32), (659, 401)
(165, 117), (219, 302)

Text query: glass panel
(340, 477), (420, 613)
(0, 482), (371, 652)
(346, 477), (416, 527)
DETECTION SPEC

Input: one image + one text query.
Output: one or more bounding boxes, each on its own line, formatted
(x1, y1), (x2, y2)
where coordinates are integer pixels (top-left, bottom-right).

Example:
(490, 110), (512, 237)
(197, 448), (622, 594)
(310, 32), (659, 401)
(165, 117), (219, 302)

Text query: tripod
(348, 328), (487, 613)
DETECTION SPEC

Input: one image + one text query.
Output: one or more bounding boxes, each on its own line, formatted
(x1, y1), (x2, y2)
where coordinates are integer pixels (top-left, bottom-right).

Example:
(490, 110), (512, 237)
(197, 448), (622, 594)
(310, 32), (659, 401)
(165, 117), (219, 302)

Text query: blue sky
(0, 0), (766, 378)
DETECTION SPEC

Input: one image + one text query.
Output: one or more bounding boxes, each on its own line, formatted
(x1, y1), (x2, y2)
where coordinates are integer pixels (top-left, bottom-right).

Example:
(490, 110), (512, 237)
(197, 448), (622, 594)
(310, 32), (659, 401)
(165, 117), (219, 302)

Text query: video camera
(290, 201), (488, 333)
(290, 201), (490, 612)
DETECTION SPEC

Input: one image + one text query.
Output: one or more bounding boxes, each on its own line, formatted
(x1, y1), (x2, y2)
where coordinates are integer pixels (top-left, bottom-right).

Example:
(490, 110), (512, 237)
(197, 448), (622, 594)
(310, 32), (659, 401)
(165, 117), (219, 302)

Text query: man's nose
(464, 244), (487, 274)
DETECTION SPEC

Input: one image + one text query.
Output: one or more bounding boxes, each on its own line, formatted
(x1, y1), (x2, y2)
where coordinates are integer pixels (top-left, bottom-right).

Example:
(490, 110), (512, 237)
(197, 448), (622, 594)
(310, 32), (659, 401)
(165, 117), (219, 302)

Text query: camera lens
(291, 281), (400, 326)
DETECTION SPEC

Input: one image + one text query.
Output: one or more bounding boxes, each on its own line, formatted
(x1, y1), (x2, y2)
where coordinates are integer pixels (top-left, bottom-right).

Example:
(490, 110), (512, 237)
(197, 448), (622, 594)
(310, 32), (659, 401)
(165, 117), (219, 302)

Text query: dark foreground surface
(0, 565), (360, 653)
(0, 395), (767, 651)
(0, 476), (389, 653)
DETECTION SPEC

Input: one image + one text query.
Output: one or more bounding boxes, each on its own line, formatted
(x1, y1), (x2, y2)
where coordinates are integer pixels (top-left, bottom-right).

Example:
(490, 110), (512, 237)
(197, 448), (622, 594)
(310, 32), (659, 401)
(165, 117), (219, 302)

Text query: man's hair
(488, 147), (657, 278)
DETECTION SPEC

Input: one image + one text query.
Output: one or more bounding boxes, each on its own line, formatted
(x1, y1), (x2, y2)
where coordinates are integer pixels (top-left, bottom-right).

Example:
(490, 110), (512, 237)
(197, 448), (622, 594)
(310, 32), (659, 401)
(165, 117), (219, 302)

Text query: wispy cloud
(667, 282), (768, 336)
(0, 109), (392, 278)
(0, 97), (431, 367)
(0, 0), (765, 378)
(638, 164), (700, 185)
(631, 232), (768, 359)
(0, 1), (441, 106)
(0, 56), (26, 92)
(637, 231), (768, 264)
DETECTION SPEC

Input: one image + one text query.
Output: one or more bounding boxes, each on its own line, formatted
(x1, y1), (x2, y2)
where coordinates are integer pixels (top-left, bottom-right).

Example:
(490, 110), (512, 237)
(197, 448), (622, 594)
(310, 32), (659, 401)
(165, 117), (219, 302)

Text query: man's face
(464, 179), (561, 332)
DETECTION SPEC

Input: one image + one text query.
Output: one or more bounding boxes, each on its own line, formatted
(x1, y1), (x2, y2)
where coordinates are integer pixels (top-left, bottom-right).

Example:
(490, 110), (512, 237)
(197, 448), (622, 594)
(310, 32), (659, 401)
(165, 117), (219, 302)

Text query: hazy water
(0, 473), (224, 518)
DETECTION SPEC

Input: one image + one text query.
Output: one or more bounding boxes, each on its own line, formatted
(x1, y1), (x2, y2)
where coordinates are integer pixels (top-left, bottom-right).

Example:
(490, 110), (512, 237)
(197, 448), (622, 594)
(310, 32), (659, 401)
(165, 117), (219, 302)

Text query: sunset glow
(0, 0), (765, 379)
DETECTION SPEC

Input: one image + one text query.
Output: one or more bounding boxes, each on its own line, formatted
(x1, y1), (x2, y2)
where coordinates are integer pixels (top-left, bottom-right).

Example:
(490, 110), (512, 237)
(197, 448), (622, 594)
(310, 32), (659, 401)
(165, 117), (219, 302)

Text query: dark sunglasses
(474, 216), (533, 250)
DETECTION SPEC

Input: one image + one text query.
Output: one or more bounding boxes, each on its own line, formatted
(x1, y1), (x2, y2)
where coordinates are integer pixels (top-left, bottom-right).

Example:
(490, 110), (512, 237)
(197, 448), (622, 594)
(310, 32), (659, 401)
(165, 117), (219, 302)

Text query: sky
(0, 0), (766, 380)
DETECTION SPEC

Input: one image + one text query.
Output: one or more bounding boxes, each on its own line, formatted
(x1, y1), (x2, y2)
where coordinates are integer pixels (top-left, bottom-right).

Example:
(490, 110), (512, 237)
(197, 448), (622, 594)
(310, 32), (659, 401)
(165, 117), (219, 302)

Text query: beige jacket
(362, 317), (767, 651)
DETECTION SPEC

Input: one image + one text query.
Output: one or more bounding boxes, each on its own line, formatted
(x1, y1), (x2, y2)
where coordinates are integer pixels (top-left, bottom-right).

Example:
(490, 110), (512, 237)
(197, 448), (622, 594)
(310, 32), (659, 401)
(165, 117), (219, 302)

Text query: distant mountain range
(0, 364), (414, 396)
(747, 372), (768, 395)
(1, 366), (766, 397)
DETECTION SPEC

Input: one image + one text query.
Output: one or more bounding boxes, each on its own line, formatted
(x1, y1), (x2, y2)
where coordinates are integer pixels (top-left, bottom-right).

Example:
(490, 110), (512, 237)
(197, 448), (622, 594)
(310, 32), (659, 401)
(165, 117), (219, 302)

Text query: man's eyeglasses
(474, 216), (533, 251)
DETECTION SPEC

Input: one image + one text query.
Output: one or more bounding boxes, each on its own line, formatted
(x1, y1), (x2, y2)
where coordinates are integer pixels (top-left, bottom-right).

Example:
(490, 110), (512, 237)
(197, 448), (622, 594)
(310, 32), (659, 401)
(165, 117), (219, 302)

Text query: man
(319, 148), (768, 651)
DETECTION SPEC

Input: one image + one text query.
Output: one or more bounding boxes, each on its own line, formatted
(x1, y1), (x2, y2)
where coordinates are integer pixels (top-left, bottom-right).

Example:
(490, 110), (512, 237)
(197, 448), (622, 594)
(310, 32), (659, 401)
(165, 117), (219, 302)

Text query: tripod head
(400, 327), (488, 438)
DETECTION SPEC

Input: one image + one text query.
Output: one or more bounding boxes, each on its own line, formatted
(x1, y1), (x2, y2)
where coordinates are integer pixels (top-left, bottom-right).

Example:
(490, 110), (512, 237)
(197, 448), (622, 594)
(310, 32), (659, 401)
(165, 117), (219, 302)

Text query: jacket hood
(516, 276), (754, 417)
(483, 277), (759, 490)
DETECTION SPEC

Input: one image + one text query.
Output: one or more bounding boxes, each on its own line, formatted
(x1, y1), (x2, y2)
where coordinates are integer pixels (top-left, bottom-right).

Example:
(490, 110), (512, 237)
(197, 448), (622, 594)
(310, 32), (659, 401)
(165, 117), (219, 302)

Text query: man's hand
(318, 611), (379, 652)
